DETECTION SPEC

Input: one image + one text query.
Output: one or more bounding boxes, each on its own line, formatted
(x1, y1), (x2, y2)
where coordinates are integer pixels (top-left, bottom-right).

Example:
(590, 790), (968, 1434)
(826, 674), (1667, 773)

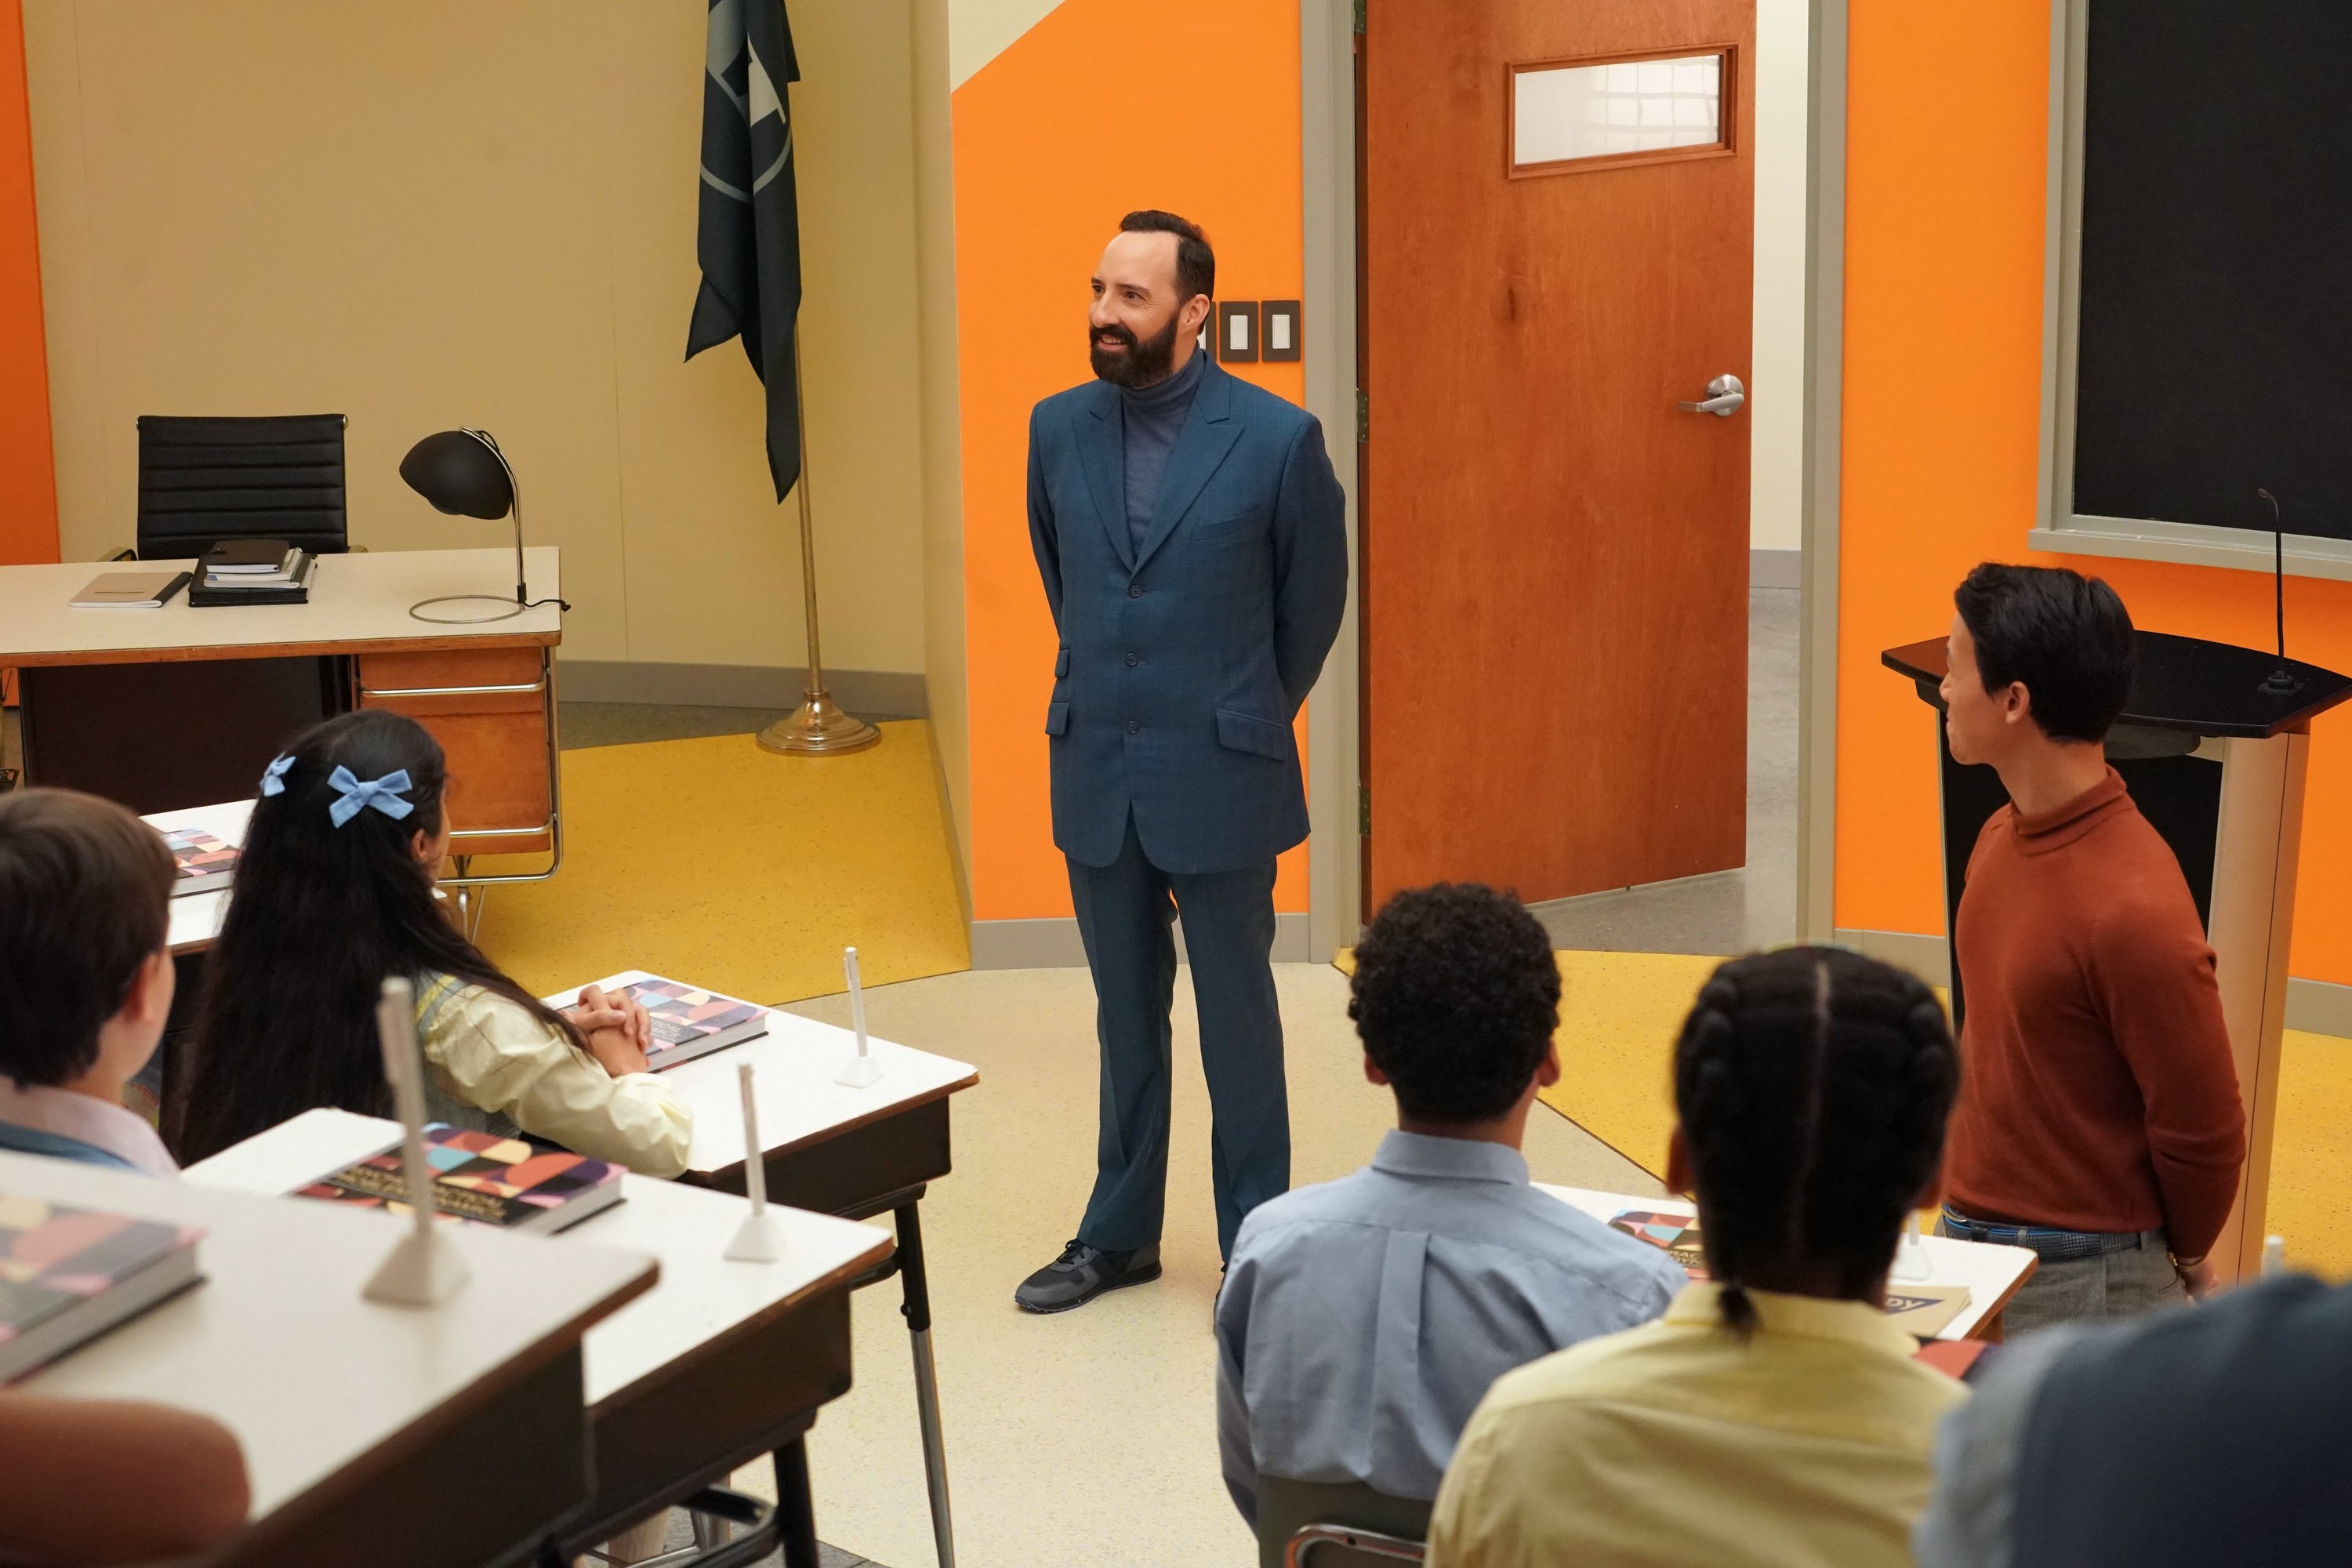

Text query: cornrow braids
(1671, 946), (1961, 1338)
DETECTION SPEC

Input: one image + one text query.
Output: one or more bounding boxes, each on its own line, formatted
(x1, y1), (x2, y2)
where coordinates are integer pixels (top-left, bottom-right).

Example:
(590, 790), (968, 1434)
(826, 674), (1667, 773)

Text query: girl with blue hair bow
(165, 710), (691, 1175)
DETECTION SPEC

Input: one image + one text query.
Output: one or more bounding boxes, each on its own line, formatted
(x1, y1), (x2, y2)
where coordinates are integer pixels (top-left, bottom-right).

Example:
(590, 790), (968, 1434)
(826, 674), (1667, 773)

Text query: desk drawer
(359, 648), (554, 857)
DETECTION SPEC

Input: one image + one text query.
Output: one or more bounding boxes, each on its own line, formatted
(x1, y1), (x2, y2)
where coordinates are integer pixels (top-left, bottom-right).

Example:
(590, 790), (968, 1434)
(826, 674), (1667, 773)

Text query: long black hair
(1672, 946), (1960, 1338)
(165, 710), (586, 1163)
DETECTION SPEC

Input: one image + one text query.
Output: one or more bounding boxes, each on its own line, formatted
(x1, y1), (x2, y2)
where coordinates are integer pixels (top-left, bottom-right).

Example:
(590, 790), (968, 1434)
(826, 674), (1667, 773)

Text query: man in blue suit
(1015, 212), (1349, 1312)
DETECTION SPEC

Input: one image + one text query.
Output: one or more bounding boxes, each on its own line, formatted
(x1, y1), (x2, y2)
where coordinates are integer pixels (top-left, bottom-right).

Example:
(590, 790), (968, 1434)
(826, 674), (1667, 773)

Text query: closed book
(1607, 1207), (1974, 1336)
(554, 971), (770, 1071)
(200, 539), (294, 572)
(189, 553), (314, 607)
(295, 1125), (622, 1234)
(0, 1196), (203, 1381)
(199, 552), (307, 588)
(69, 571), (190, 609)
(161, 826), (238, 895)
(1882, 1284), (1973, 1339)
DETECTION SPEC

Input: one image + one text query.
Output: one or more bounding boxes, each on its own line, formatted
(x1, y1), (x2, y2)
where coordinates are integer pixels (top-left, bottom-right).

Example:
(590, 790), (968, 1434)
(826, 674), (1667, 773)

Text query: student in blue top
(1214, 883), (1683, 1553)
(0, 788), (182, 1175)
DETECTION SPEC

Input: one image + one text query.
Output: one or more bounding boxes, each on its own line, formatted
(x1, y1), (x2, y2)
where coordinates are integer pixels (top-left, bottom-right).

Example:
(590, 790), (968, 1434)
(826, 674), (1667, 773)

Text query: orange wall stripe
(0, 0), (57, 568)
(1837, 0), (2352, 985)
(953, 0), (1308, 922)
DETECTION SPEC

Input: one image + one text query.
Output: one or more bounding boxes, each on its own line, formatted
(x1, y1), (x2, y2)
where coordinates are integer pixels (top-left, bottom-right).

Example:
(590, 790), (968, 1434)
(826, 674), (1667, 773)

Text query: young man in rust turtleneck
(1935, 562), (2245, 1334)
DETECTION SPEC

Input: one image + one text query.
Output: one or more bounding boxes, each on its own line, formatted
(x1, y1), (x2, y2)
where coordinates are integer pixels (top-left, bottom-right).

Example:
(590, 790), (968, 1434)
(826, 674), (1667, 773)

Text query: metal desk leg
(895, 1201), (956, 1568)
(774, 1438), (821, 1568)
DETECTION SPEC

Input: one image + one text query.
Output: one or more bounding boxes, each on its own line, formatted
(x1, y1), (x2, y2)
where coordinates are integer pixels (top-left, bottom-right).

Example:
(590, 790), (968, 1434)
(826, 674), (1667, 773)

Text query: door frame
(1296, 0), (1847, 961)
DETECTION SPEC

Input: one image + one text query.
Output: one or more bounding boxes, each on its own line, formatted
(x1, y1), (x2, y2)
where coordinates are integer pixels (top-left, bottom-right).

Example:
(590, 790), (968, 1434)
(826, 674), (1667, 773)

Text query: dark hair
(1953, 561), (2136, 742)
(166, 710), (586, 1163)
(0, 789), (175, 1087)
(1673, 946), (1959, 1338)
(1119, 209), (1214, 303)
(1348, 883), (1560, 1123)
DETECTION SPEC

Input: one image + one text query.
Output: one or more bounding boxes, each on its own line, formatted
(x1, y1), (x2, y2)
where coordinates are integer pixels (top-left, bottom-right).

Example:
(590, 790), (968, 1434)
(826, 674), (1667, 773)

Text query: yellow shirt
(416, 975), (692, 1178)
(1429, 1283), (1966, 1568)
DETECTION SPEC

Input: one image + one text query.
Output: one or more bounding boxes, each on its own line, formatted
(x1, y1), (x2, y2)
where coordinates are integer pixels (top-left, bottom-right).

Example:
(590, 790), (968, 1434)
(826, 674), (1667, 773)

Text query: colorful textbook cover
(558, 971), (769, 1070)
(0, 1196), (201, 1381)
(1606, 1206), (1971, 1337)
(161, 826), (238, 895)
(297, 1126), (622, 1235)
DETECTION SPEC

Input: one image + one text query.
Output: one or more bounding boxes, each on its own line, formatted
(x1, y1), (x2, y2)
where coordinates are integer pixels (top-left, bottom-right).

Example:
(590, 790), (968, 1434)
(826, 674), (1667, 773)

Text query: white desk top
(661, 1006), (979, 1177)
(1537, 1184), (2038, 1341)
(144, 800), (253, 954)
(184, 1109), (895, 1411)
(0, 546), (561, 664)
(2, 1149), (654, 1525)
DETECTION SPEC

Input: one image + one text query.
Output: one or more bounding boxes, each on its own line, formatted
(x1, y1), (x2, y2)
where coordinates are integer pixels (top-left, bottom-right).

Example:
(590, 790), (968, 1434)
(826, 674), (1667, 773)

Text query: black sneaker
(1013, 1239), (1163, 1313)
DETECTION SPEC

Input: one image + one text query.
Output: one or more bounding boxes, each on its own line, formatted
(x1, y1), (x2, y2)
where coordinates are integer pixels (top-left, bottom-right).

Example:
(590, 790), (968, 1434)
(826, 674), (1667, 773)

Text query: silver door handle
(1679, 373), (1745, 416)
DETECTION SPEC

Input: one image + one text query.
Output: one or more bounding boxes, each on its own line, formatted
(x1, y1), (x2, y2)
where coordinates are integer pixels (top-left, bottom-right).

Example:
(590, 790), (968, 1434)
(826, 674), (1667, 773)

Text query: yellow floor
(1515, 949), (2352, 1278)
(472, 720), (969, 1004)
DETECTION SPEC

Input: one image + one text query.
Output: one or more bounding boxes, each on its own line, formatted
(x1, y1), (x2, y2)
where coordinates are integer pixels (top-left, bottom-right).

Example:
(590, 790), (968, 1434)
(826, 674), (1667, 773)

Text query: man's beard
(1090, 312), (1181, 388)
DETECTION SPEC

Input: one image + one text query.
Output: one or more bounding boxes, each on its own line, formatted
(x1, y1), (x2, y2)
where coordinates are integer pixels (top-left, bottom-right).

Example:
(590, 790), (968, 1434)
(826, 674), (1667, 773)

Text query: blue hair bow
(258, 753), (296, 797)
(326, 765), (415, 828)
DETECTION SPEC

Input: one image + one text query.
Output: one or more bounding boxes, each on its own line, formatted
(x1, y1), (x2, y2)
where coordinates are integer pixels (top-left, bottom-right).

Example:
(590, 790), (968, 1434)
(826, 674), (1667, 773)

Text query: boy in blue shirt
(0, 788), (181, 1174)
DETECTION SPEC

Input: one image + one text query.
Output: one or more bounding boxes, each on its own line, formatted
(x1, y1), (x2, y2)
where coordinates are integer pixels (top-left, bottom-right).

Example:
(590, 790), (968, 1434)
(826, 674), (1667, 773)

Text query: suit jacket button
(1128, 583), (1143, 598)
(1126, 720), (1140, 735)
(1125, 653), (1138, 667)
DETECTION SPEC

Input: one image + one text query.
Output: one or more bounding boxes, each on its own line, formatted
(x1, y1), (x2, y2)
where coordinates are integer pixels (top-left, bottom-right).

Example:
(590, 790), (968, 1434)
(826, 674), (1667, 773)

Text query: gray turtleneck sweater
(1119, 347), (1207, 556)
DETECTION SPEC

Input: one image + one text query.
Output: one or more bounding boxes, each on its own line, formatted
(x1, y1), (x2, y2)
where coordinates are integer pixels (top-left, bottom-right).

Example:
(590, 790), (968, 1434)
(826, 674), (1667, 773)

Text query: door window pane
(1512, 51), (1727, 172)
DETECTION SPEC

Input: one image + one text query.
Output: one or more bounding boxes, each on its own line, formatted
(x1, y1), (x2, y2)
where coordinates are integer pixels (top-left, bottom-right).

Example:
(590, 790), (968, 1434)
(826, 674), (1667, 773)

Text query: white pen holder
(834, 945), (885, 1089)
(365, 976), (472, 1306)
(724, 1061), (786, 1263)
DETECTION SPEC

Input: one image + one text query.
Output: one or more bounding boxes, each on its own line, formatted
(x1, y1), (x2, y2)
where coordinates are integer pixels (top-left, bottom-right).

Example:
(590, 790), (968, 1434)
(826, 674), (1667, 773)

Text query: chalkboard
(2071, 0), (2352, 544)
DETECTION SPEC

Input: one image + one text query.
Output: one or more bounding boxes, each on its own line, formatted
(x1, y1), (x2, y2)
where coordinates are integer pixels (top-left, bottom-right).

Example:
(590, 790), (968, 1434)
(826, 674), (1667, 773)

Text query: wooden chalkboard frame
(2027, 0), (2352, 585)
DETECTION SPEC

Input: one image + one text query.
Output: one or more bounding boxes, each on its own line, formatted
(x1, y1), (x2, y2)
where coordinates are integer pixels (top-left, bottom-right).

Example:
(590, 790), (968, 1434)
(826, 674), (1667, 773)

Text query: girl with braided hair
(1429, 946), (1969, 1568)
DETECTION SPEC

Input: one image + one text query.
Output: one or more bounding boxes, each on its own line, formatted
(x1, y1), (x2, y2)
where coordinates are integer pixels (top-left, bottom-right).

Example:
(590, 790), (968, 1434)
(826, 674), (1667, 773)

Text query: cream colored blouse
(414, 973), (691, 1178)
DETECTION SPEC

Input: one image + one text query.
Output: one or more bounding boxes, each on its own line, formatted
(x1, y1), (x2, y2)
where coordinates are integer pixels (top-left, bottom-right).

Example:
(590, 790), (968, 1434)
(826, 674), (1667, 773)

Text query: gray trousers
(1982, 1228), (2188, 1337)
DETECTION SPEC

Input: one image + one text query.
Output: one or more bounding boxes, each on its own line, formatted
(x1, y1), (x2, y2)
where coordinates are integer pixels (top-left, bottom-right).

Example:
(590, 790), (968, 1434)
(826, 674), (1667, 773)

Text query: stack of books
(190, 539), (316, 606)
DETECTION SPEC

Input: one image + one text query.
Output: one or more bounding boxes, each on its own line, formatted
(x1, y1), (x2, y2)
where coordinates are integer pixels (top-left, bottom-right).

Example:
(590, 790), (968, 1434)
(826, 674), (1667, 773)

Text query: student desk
(187, 1109), (896, 1568)
(0, 1147), (655, 1568)
(661, 1010), (979, 1568)
(1539, 1185), (2040, 1341)
(0, 547), (564, 887)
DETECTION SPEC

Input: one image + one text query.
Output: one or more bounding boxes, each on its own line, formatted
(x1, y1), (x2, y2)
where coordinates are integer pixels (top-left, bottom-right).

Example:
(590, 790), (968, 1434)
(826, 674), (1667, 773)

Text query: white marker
(724, 1061), (785, 1261)
(363, 975), (472, 1305)
(835, 945), (884, 1088)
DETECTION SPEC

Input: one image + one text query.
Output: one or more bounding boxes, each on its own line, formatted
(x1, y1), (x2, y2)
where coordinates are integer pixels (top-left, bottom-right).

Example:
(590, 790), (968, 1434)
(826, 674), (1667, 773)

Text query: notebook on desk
(548, 972), (770, 1071)
(69, 571), (191, 609)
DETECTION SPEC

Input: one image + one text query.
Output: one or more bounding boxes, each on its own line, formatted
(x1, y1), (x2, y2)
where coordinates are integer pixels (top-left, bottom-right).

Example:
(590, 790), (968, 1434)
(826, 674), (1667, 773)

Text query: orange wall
(0, 0), (57, 567)
(953, 0), (1308, 922)
(1836, 0), (2352, 986)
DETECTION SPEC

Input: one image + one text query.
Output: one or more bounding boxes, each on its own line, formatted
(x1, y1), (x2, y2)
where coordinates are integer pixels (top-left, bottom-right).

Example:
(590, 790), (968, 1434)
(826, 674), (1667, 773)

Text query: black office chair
(115, 413), (350, 561)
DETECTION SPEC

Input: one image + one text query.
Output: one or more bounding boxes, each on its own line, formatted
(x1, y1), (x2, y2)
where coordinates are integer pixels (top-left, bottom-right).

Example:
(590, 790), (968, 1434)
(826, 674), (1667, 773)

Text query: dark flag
(687, 0), (804, 501)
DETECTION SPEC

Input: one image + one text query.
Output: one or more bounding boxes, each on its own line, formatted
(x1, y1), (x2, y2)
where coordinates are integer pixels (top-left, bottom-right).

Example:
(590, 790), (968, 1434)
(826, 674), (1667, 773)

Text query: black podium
(1883, 631), (2352, 1281)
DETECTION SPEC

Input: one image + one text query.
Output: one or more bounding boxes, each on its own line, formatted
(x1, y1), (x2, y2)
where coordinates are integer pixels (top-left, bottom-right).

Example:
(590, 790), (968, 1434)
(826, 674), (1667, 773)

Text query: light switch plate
(1217, 300), (1259, 363)
(1261, 299), (1301, 361)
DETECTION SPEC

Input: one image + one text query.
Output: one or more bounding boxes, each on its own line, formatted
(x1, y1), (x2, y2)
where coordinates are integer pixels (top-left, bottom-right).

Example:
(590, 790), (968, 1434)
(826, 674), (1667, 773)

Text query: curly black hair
(1348, 883), (1560, 1123)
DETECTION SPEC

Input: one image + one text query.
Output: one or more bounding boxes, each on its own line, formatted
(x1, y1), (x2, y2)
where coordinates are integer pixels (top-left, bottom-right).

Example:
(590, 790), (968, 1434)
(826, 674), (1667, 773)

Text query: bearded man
(1014, 210), (1348, 1312)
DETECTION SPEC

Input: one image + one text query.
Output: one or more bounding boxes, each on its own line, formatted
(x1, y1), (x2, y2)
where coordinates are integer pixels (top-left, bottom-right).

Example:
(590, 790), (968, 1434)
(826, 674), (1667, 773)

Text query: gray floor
(1529, 586), (1800, 956)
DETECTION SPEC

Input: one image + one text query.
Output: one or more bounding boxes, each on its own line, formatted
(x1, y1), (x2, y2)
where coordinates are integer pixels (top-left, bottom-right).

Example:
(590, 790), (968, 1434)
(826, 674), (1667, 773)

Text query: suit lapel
(1076, 385), (1134, 573)
(1132, 361), (1243, 572)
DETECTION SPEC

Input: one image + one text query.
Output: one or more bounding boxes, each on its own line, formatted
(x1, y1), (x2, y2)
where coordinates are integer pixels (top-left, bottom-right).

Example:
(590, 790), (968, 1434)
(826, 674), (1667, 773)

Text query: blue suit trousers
(1071, 815), (1288, 1261)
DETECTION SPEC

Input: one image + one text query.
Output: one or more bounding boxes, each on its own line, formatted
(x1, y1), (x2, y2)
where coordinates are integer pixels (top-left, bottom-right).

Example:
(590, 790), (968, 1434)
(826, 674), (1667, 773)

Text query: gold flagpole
(759, 338), (880, 756)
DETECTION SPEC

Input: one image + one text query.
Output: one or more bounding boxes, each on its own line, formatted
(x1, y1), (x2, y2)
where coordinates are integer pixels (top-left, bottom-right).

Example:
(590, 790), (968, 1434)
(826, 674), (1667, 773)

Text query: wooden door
(1361, 0), (1755, 909)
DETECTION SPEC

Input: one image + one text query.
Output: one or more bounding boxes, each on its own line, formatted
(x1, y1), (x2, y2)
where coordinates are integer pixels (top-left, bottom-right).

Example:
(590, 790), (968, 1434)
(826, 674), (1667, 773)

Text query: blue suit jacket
(1028, 361), (1348, 873)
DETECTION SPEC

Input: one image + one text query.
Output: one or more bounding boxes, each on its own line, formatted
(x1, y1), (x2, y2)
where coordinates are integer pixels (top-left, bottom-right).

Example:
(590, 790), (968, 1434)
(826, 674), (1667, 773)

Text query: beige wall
(23, 0), (930, 674)
(1749, 0), (1807, 554)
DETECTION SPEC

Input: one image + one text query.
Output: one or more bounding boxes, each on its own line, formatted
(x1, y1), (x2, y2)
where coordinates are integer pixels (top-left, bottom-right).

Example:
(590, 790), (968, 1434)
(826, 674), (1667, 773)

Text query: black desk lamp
(2255, 488), (2305, 698)
(400, 429), (535, 624)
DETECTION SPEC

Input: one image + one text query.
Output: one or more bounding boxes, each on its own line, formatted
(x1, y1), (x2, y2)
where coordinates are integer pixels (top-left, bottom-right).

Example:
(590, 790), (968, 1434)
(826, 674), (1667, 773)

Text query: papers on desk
(0, 1194), (202, 1381)
(1606, 1204), (1972, 1336)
